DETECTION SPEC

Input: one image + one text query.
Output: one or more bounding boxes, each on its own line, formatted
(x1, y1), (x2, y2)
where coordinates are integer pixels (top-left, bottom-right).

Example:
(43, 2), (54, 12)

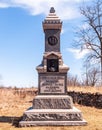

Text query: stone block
(33, 95), (73, 109)
(19, 107), (87, 126)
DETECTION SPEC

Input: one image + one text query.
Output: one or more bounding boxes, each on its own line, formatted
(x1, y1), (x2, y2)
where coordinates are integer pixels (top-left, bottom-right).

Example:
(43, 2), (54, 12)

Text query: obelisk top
(43, 7), (62, 31)
(50, 7), (55, 13)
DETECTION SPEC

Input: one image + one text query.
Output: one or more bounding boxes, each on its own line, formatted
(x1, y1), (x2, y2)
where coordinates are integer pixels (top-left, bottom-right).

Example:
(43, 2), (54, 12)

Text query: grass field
(0, 87), (102, 130)
(68, 86), (102, 93)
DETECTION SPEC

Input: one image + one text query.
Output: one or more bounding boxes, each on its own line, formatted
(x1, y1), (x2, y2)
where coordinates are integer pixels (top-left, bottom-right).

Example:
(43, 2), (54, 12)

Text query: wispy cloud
(67, 48), (90, 59)
(0, 2), (9, 8)
(0, 0), (91, 20)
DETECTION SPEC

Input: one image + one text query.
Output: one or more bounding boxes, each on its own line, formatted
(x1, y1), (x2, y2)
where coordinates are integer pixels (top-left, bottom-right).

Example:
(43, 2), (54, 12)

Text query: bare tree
(76, 0), (102, 84)
(82, 62), (90, 86)
(82, 62), (100, 86)
(88, 67), (100, 86)
(67, 74), (80, 86)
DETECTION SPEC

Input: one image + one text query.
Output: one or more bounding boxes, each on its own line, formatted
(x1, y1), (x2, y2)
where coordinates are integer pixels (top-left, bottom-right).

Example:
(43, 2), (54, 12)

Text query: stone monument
(19, 7), (87, 126)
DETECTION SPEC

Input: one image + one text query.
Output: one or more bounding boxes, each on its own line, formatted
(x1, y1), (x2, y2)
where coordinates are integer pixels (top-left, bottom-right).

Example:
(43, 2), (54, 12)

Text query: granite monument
(19, 7), (87, 126)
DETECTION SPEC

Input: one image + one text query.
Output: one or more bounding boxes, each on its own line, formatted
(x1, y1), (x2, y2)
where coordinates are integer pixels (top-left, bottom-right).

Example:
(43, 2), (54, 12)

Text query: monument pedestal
(19, 108), (87, 126)
(33, 95), (73, 109)
(19, 96), (87, 126)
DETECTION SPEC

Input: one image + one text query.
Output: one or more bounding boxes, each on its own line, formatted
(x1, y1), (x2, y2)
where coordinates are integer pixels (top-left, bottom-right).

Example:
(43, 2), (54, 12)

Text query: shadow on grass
(0, 116), (22, 127)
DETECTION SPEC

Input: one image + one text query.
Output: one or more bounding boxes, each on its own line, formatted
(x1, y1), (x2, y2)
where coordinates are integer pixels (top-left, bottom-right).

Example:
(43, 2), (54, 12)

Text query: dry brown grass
(0, 87), (102, 130)
(68, 86), (102, 94)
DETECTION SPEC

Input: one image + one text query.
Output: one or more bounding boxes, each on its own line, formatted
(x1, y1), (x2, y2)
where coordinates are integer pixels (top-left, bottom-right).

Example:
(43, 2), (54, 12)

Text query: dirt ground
(0, 88), (102, 130)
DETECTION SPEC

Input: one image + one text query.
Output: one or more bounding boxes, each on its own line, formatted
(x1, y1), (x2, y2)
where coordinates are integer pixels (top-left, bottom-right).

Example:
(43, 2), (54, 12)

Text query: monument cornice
(43, 23), (62, 31)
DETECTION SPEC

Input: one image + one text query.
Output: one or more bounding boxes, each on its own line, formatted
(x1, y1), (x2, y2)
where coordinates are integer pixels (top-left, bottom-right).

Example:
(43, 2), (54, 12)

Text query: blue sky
(0, 0), (92, 87)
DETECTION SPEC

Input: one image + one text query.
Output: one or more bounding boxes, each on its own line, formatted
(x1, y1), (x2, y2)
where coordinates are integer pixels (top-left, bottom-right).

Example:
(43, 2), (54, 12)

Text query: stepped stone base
(19, 107), (87, 127)
(19, 120), (87, 126)
(33, 95), (73, 109)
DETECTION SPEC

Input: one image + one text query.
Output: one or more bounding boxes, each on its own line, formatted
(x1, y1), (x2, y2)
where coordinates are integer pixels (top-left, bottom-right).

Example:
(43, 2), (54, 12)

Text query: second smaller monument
(19, 7), (87, 126)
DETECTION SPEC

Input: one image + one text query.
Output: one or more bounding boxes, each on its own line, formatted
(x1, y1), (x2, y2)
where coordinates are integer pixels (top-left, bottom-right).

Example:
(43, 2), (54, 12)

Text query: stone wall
(68, 91), (102, 109)
(14, 89), (102, 109)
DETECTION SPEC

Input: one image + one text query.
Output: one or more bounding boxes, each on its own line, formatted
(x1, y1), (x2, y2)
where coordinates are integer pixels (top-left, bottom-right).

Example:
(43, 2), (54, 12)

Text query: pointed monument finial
(50, 7), (55, 13)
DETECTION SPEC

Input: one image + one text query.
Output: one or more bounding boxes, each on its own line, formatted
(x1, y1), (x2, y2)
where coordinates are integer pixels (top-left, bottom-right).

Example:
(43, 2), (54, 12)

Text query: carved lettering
(40, 76), (65, 93)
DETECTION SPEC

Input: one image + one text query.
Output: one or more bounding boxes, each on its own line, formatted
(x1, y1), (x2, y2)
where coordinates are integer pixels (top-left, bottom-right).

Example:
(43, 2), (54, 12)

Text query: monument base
(19, 107), (87, 127)
(33, 95), (73, 109)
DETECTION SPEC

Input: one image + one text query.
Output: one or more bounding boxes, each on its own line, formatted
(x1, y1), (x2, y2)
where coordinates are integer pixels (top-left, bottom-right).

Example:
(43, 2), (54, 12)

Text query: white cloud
(0, 3), (9, 8)
(67, 48), (90, 59)
(0, 0), (91, 20)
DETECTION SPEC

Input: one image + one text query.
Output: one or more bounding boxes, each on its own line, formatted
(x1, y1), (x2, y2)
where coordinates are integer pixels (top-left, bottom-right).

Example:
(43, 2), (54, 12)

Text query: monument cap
(50, 7), (55, 13)
(43, 7), (62, 31)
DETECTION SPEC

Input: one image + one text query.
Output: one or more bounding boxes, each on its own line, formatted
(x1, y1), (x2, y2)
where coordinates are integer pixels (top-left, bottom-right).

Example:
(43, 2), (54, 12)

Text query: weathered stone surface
(19, 120), (87, 127)
(33, 95), (73, 109)
(39, 75), (65, 94)
(22, 112), (82, 121)
(38, 73), (68, 94)
(19, 107), (87, 126)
